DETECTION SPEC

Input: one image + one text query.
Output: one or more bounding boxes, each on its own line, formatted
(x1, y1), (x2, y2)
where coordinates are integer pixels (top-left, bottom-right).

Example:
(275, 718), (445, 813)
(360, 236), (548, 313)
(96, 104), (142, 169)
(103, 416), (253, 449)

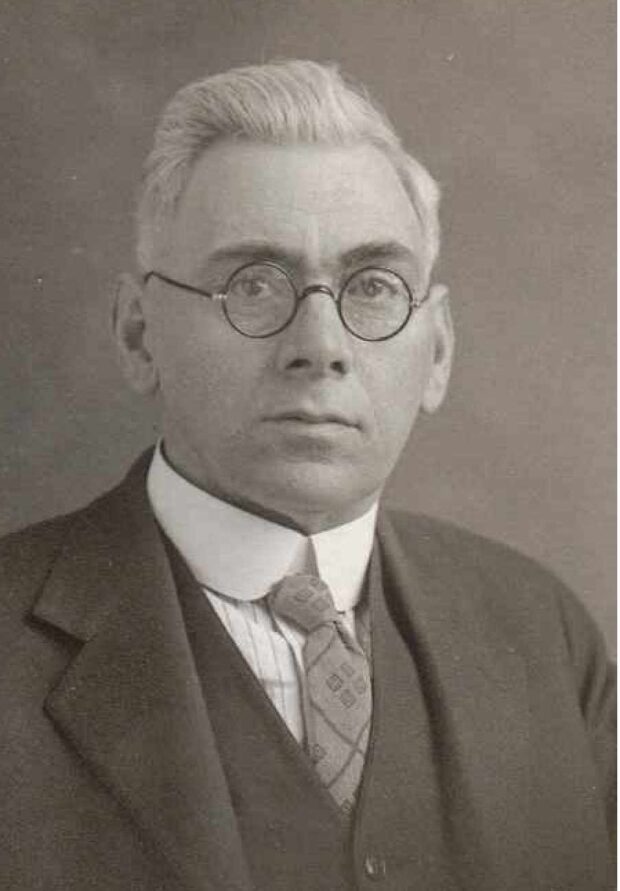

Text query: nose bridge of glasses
(298, 282), (338, 305)
(284, 281), (351, 349)
(286, 282), (352, 362)
(293, 283), (345, 333)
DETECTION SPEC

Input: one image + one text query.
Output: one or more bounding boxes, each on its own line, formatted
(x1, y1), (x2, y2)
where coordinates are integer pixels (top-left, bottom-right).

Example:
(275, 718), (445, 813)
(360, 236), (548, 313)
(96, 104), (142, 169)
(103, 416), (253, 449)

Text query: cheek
(362, 336), (434, 444)
(151, 318), (252, 428)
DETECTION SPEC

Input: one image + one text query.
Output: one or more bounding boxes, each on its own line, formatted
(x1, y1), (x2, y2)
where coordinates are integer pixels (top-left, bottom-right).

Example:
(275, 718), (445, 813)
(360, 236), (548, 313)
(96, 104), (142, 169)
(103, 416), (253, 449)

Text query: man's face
(119, 141), (453, 531)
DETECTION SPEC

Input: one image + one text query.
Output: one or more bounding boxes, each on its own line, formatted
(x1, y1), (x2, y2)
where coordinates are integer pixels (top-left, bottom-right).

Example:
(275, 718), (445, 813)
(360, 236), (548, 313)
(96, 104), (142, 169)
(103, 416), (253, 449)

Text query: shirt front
(147, 443), (378, 743)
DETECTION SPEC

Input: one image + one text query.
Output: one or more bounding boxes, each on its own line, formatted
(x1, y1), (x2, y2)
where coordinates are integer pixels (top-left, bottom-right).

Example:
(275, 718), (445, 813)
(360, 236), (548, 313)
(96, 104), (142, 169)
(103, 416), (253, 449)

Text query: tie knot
(268, 573), (339, 632)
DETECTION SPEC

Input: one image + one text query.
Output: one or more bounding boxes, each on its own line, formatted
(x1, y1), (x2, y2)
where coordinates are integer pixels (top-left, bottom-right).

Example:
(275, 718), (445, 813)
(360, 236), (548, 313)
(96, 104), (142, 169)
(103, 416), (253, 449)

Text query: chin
(244, 461), (380, 528)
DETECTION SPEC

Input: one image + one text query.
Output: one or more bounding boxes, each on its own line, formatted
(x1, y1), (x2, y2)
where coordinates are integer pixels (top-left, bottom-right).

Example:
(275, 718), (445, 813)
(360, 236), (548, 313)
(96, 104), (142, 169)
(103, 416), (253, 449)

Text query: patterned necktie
(268, 573), (372, 816)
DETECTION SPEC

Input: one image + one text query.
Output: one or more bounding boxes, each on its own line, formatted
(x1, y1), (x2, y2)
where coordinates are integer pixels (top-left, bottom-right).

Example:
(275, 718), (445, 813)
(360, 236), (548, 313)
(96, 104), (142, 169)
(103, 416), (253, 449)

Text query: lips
(266, 409), (360, 428)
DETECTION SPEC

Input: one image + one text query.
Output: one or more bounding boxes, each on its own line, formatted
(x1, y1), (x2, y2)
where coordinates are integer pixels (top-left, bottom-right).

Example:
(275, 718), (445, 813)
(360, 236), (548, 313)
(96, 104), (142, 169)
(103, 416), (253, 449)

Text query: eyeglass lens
(224, 263), (412, 340)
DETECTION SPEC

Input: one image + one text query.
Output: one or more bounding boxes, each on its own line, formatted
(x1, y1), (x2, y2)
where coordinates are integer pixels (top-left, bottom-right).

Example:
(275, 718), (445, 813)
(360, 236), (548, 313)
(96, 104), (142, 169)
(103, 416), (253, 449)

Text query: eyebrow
(204, 239), (420, 272)
(339, 240), (420, 269)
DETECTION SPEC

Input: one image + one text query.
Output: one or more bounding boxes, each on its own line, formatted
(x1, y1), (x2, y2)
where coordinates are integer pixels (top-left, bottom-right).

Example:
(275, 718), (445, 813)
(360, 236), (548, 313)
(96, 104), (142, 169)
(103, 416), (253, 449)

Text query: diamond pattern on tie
(268, 574), (372, 815)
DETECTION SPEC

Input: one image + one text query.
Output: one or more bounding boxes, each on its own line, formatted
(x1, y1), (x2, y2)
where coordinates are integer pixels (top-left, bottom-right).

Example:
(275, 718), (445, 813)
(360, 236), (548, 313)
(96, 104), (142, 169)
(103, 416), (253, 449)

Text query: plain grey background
(1, 0), (615, 649)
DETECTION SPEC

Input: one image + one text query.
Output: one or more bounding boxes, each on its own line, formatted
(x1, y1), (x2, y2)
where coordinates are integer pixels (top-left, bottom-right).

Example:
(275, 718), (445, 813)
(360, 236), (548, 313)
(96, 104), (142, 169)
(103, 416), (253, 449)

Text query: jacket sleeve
(556, 587), (616, 843)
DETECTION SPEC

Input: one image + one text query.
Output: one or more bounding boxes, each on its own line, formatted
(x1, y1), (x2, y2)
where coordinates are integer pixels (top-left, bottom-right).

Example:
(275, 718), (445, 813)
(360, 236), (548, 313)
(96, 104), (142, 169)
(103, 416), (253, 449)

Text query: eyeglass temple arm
(143, 270), (225, 302)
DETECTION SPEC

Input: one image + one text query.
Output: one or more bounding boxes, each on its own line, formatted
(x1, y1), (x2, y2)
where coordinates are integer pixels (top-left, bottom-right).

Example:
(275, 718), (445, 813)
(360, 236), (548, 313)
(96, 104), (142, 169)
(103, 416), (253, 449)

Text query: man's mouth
(265, 410), (360, 429)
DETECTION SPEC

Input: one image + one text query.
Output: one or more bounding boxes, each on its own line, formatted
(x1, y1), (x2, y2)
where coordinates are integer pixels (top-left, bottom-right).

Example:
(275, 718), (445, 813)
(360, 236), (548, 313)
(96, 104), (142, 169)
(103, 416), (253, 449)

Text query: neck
(160, 442), (380, 534)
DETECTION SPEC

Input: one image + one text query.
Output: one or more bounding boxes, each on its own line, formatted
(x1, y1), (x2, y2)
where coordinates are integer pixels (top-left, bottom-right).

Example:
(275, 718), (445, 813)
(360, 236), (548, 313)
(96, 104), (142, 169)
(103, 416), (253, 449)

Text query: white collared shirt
(147, 444), (378, 743)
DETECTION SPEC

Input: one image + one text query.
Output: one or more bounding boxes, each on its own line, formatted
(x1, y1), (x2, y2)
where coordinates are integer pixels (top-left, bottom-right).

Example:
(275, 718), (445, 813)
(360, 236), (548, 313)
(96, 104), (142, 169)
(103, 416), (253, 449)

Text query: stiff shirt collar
(146, 444), (378, 612)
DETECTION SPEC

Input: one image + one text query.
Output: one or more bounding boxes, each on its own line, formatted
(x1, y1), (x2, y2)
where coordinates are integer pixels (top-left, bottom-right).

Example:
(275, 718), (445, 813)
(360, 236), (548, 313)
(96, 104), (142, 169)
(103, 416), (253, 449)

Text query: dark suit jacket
(1, 453), (615, 890)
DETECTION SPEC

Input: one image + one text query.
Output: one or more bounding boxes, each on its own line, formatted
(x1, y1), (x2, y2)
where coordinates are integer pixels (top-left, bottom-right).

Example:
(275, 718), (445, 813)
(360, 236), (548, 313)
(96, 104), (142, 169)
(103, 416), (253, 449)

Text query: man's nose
(274, 287), (354, 378)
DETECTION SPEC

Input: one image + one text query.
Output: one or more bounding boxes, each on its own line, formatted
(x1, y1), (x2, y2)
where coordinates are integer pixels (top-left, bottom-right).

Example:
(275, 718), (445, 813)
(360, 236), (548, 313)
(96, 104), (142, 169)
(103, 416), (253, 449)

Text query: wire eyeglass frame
(143, 260), (429, 342)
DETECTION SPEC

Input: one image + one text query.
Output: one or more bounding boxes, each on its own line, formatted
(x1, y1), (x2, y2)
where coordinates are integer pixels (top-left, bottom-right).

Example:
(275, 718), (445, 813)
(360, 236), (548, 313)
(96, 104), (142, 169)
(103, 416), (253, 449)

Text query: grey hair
(136, 60), (441, 276)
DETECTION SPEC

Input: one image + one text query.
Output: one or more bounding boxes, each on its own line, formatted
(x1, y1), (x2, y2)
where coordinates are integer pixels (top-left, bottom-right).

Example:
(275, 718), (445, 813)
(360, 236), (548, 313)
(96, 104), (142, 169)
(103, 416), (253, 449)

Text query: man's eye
(349, 275), (395, 299)
(362, 278), (387, 297)
(237, 277), (270, 297)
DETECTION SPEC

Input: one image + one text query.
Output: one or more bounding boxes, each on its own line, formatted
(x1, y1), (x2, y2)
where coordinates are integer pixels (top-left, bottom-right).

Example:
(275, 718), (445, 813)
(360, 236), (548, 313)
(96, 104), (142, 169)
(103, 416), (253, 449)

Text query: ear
(421, 283), (454, 414)
(112, 273), (159, 395)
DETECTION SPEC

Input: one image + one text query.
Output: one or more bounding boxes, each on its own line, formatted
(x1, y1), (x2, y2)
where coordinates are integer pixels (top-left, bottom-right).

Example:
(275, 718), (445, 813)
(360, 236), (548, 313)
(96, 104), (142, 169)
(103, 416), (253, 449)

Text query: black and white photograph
(0, 2), (615, 889)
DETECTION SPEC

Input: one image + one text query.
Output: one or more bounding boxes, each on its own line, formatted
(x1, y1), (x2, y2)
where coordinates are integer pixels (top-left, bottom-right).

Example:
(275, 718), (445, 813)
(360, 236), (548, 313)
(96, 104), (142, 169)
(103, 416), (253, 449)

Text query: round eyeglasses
(143, 261), (428, 342)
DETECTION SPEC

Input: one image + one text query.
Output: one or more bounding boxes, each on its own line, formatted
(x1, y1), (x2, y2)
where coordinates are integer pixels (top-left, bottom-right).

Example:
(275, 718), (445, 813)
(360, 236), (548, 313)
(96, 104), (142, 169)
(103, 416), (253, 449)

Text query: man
(1, 60), (614, 891)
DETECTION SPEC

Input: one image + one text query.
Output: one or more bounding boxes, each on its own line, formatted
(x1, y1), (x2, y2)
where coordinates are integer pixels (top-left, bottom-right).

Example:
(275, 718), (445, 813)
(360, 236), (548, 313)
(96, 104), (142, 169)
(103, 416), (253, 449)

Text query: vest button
(363, 854), (387, 880)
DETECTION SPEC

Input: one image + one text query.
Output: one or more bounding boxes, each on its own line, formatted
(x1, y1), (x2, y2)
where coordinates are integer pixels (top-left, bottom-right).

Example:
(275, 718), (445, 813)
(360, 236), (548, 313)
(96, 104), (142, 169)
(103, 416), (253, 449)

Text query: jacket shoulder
(0, 450), (153, 623)
(0, 512), (77, 621)
(385, 508), (578, 606)
(385, 509), (596, 622)
(384, 508), (614, 707)
(387, 508), (544, 563)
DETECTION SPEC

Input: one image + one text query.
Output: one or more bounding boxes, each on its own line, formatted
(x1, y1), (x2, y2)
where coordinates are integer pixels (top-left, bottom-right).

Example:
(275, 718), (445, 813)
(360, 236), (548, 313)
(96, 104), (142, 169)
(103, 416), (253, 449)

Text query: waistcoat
(168, 539), (457, 891)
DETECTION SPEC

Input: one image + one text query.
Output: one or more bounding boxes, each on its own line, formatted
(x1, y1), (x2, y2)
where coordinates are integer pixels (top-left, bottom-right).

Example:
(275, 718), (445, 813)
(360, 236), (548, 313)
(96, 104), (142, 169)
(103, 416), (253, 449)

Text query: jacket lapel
(376, 512), (531, 891)
(31, 455), (253, 891)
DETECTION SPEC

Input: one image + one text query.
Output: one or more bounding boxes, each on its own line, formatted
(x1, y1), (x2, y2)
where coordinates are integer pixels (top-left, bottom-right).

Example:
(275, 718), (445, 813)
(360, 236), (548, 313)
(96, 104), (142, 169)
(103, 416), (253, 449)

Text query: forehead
(163, 141), (425, 276)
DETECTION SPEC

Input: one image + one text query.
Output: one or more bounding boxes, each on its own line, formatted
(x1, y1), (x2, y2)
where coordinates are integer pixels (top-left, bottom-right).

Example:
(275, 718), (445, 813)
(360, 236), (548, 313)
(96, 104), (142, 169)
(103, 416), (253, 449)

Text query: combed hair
(136, 60), (441, 274)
